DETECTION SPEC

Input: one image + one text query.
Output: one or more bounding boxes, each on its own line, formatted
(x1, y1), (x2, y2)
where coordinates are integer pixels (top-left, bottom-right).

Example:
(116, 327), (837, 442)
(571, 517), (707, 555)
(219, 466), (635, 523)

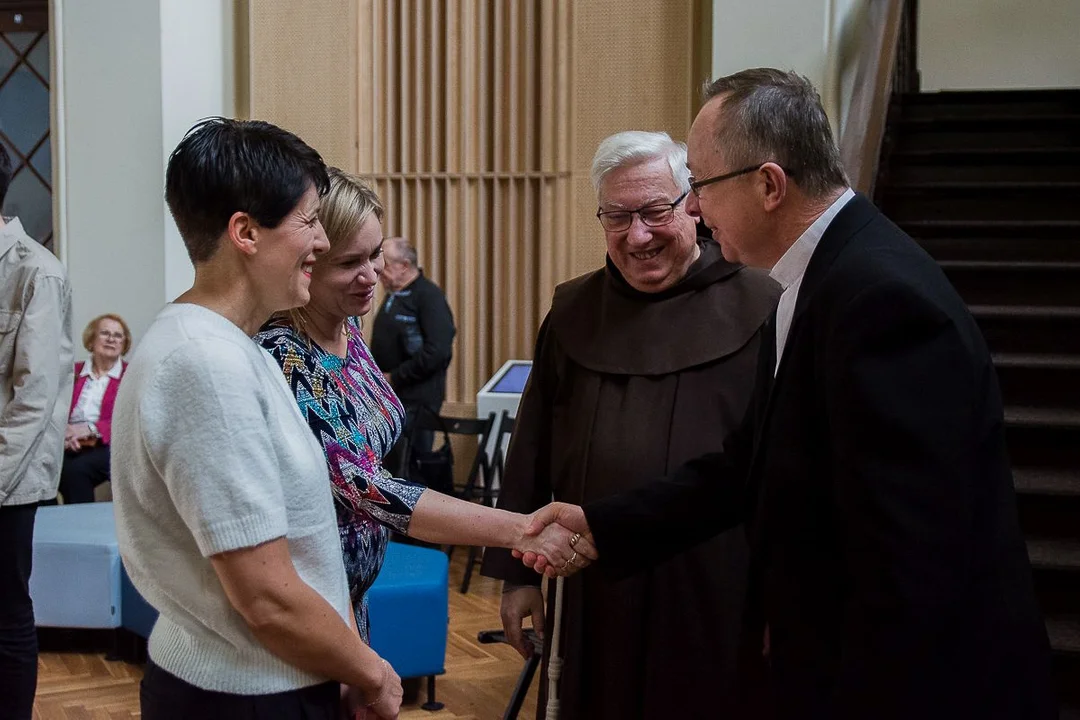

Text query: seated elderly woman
(256, 169), (595, 649)
(112, 119), (590, 720)
(59, 313), (130, 503)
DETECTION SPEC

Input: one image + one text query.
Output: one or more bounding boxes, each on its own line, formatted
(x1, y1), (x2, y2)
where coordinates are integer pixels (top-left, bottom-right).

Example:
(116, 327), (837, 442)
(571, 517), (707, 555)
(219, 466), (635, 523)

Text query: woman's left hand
(515, 514), (598, 578)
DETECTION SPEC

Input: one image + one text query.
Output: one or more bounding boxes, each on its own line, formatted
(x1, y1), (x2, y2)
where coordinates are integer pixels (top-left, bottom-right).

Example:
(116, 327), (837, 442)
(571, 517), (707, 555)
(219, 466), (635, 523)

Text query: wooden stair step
(971, 305), (1080, 320)
(1028, 539), (1080, 572)
(1014, 469), (1080, 497)
(916, 236), (1080, 263)
(1005, 406), (1080, 429)
(941, 260), (1080, 271)
(893, 147), (1080, 160)
(903, 220), (1080, 238)
(899, 113), (1080, 126)
(889, 181), (1080, 192)
(994, 354), (1080, 370)
(1047, 616), (1080, 655)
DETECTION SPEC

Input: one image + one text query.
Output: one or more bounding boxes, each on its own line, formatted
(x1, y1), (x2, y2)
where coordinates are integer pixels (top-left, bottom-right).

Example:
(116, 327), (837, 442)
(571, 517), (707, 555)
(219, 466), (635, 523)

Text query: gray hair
(385, 236), (418, 267)
(590, 131), (691, 198)
(702, 68), (848, 198)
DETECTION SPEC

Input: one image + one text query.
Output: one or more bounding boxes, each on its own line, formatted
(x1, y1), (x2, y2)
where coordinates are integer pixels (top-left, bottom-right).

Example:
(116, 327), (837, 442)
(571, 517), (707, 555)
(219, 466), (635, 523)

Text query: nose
(313, 220), (330, 255)
(685, 191), (702, 219)
(626, 214), (653, 246)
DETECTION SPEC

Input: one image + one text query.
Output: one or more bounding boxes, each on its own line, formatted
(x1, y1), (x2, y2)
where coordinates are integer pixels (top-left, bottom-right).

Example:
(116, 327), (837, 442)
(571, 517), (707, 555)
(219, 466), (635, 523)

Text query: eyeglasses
(97, 330), (126, 341)
(596, 190), (690, 232)
(688, 162), (794, 197)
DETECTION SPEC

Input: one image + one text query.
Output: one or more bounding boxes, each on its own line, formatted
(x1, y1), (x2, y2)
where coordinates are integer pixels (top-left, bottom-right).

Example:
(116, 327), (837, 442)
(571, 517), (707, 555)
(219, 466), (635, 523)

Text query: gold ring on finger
(569, 532), (581, 549)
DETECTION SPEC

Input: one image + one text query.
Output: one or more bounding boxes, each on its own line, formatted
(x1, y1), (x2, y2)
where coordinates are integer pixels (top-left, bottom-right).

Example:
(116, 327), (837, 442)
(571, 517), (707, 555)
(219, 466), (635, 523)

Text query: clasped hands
(514, 502), (595, 578)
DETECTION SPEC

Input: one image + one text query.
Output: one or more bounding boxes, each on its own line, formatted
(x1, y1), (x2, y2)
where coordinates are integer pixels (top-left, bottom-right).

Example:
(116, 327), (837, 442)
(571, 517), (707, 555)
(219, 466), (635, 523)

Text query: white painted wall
(711, 0), (832, 97)
(710, 0), (867, 135)
(55, 0), (166, 348)
(160, 0), (235, 300)
(53, 0), (233, 347)
(920, 0), (1080, 91)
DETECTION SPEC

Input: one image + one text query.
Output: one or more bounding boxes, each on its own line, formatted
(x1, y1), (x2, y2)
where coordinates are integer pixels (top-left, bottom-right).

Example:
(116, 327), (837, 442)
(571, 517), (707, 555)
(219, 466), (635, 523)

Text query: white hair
(590, 130), (691, 198)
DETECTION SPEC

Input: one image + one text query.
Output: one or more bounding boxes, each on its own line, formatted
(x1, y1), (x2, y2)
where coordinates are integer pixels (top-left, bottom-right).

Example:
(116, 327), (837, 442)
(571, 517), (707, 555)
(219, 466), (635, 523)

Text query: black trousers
(0, 502), (39, 720)
(59, 445), (111, 504)
(141, 661), (340, 719)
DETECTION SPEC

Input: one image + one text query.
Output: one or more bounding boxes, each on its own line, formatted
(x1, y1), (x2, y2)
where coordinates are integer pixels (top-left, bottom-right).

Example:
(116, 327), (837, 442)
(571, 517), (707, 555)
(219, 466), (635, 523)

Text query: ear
(225, 211), (258, 257)
(758, 162), (788, 212)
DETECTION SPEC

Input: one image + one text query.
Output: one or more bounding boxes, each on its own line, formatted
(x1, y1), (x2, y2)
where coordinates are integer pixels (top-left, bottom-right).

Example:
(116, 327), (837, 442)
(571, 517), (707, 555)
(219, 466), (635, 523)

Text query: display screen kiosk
(476, 360), (532, 489)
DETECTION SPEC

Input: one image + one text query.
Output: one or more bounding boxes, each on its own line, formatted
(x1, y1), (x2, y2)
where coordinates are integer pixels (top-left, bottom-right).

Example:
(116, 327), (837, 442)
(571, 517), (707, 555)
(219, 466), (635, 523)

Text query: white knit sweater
(112, 303), (350, 694)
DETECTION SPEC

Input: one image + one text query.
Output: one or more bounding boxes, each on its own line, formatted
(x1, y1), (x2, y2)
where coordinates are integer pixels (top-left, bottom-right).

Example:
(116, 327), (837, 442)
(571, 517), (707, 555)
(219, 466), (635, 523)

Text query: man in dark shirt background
(372, 237), (456, 474)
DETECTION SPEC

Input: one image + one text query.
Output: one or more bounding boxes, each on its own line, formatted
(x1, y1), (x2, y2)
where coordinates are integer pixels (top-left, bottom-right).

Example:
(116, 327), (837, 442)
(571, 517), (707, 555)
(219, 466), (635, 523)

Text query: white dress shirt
(768, 188), (855, 375)
(69, 357), (124, 425)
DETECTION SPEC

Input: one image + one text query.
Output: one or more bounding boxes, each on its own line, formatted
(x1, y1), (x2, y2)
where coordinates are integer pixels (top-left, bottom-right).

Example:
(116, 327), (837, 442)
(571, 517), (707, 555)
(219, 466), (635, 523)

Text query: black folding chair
(477, 628), (542, 720)
(488, 411), (515, 502)
(407, 407), (496, 592)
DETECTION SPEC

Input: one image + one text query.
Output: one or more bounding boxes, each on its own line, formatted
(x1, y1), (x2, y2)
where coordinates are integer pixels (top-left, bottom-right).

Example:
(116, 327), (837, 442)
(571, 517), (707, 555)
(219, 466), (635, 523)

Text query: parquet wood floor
(33, 554), (539, 720)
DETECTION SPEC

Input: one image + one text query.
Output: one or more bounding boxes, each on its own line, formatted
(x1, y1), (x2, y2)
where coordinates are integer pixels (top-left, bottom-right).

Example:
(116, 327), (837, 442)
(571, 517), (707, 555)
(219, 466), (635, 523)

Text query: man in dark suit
(522, 68), (1056, 719)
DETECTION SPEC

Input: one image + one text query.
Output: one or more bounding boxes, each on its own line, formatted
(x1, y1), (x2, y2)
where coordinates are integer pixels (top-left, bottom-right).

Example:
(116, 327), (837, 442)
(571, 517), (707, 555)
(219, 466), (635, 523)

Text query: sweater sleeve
(140, 340), (289, 557)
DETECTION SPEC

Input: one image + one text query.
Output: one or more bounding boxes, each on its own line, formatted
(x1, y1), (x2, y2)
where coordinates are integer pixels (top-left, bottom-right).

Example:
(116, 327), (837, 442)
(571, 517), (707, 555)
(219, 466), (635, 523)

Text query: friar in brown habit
(481, 130), (779, 719)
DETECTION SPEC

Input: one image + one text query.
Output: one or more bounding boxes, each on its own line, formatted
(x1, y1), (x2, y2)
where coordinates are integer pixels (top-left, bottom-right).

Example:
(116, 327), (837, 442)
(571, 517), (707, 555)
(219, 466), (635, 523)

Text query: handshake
(513, 502), (597, 578)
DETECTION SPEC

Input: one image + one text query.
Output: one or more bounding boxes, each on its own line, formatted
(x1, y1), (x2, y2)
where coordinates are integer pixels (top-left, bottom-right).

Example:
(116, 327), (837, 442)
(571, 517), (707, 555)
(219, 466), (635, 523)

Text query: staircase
(878, 88), (1080, 719)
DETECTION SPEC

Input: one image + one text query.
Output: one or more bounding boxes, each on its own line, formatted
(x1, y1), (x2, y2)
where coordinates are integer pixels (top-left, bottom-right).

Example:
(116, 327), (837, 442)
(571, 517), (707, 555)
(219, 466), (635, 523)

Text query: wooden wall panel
(355, 0), (574, 410)
(245, 0), (358, 171)
(243, 0), (702, 412)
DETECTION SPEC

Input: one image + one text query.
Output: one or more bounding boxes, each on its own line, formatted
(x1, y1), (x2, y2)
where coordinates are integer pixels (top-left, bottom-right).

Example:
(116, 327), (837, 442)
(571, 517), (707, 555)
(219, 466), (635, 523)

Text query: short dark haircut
(164, 118), (330, 263)
(0, 143), (12, 208)
(703, 68), (848, 198)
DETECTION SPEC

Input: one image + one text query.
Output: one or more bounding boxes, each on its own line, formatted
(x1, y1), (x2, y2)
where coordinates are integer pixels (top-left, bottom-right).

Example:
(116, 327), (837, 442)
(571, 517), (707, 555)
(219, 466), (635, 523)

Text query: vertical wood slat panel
(444, 0), (460, 403)
(506, 0), (521, 359)
(354, 0), (573, 408)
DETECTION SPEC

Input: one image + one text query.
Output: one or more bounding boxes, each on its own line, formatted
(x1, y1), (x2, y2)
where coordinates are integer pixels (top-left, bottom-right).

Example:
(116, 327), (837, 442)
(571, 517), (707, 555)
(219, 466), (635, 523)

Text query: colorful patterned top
(256, 316), (425, 641)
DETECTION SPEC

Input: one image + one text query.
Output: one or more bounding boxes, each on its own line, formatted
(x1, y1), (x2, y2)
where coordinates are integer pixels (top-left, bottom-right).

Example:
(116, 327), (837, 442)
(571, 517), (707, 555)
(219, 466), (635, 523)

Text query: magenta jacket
(69, 361), (127, 445)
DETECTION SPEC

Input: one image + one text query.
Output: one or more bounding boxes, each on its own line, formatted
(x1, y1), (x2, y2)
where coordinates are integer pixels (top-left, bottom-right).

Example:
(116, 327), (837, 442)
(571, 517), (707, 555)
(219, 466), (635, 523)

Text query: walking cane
(544, 574), (566, 720)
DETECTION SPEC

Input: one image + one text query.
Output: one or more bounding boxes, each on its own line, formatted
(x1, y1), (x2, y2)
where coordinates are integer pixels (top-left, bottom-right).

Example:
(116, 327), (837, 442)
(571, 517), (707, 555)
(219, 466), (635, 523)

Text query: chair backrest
(490, 411), (516, 484)
(409, 407), (496, 493)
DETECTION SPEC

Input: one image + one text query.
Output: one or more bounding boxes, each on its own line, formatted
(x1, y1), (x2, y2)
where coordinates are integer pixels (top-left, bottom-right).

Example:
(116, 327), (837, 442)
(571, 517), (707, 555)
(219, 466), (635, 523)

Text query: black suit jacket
(584, 194), (1056, 719)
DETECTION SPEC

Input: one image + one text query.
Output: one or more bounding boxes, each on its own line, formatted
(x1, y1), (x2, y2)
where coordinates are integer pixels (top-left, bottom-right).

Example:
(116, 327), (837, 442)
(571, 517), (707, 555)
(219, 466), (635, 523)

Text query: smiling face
(251, 184), (330, 313)
(597, 157), (699, 293)
(685, 96), (772, 268)
(307, 212), (385, 320)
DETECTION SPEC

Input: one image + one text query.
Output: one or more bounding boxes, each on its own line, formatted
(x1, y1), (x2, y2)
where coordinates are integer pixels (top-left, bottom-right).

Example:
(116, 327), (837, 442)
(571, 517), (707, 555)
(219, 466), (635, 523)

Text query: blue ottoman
(121, 567), (158, 639)
(368, 541), (449, 710)
(30, 503), (122, 628)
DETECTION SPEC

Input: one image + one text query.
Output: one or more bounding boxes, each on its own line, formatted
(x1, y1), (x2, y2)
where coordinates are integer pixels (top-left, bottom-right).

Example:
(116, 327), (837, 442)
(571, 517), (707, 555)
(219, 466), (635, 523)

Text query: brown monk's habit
(481, 239), (780, 719)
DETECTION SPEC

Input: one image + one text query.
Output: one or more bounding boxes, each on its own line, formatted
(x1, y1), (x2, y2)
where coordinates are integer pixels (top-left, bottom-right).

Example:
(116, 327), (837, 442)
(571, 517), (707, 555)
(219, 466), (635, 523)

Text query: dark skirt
(140, 661), (339, 720)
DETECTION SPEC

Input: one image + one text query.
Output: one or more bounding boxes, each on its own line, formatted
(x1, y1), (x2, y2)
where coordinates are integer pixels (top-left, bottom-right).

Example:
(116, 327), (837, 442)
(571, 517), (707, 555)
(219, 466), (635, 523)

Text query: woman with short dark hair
(111, 118), (396, 720)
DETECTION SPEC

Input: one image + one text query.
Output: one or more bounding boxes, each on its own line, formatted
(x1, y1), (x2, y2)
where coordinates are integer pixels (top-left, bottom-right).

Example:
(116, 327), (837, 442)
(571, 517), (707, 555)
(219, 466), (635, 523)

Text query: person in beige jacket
(0, 144), (74, 720)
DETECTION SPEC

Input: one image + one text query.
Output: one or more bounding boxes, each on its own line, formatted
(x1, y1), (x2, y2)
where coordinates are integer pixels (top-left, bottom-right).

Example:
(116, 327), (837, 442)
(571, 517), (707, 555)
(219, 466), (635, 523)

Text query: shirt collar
(81, 357), (124, 379)
(769, 188), (855, 290)
(0, 217), (27, 256)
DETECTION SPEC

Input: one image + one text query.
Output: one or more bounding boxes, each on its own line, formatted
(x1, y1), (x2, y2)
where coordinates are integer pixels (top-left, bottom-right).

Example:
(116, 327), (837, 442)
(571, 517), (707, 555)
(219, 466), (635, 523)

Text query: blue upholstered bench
(368, 541), (450, 710)
(31, 504), (450, 709)
(31, 503), (122, 629)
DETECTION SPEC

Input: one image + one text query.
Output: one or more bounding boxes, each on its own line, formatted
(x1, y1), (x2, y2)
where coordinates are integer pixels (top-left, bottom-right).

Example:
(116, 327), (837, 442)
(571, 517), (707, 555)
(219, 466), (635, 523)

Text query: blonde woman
(255, 169), (595, 659)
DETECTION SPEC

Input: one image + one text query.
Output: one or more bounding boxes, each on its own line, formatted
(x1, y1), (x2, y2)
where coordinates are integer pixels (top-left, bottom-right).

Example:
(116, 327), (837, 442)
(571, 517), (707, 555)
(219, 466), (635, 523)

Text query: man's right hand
(515, 502), (594, 576)
(500, 585), (545, 660)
